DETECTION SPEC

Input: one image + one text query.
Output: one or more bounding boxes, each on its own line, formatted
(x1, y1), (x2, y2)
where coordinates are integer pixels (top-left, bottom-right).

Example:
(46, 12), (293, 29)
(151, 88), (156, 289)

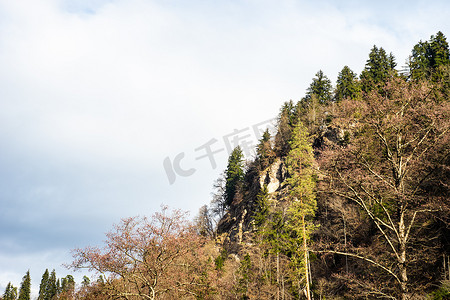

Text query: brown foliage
(70, 206), (219, 299)
(315, 77), (450, 299)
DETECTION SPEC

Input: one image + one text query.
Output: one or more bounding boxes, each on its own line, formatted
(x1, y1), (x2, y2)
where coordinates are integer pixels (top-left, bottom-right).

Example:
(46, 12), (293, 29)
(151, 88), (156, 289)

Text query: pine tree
(305, 70), (333, 105)
(224, 146), (245, 207)
(3, 282), (18, 300)
(81, 276), (90, 288)
(38, 269), (49, 300)
(274, 100), (296, 156)
(256, 129), (274, 170)
(18, 271), (31, 300)
(334, 65), (360, 101)
(254, 184), (270, 227)
(284, 120), (317, 300)
(409, 40), (432, 80)
(430, 31), (450, 68)
(46, 270), (57, 300)
(409, 31), (450, 82)
(60, 275), (75, 299)
(237, 253), (252, 299)
(430, 31), (450, 82)
(361, 45), (396, 91)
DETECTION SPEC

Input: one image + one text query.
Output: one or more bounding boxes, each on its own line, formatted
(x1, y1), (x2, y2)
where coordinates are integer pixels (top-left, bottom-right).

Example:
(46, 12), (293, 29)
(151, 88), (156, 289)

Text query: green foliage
(215, 249), (228, 271)
(254, 184), (270, 227)
(410, 40), (432, 80)
(224, 146), (245, 207)
(274, 100), (302, 157)
(284, 120), (317, 295)
(285, 121), (316, 211)
(38, 269), (49, 300)
(60, 275), (75, 297)
(45, 270), (57, 300)
(3, 282), (18, 300)
(410, 31), (450, 82)
(335, 66), (361, 101)
(429, 281), (450, 300)
(430, 31), (450, 68)
(81, 276), (90, 287)
(237, 254), (252, 299)
(361, 45), (396, 92)
(256, 129), (274, 170)
(18, 271), (31, 300)
(37, 269), (72, 300)
(305, 70), (333, 105)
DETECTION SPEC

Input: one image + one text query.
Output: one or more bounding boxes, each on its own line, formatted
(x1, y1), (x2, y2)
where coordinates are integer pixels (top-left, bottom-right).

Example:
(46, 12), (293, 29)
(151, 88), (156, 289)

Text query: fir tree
(334, 65), (360, 101)
(254, 184), (270, 227)
(274, 100), (296, 156)
(18, 271), (31, 300)
(305, 70), (333, 105)
(284, 120), (317, 300)
(60, 275), (75, 298)
(224, 146), (244, 207)
(409, 31), (450, 82)
(361, 45), (396, 91)
(409, 40), (432, 80)
(256, 129), (274, 170)
(46, 270), (57, 300)
(38, 269), (49, 300)
(3, 282), (18, 300)
(237, 253), (252, 299)
(430, 31), (450, 68)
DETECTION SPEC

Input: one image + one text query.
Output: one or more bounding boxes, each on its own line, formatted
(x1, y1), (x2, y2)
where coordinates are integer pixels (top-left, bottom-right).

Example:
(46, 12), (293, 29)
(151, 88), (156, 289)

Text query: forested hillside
(3, 32), (449, 300)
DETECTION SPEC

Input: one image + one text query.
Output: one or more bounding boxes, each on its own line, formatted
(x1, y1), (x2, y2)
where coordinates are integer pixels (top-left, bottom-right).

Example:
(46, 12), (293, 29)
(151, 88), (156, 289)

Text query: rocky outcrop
(259, 158), (286, 193)
(216, 125), (346, 252)
(313, 125), (348, 150)
(217, 157), (288, 252)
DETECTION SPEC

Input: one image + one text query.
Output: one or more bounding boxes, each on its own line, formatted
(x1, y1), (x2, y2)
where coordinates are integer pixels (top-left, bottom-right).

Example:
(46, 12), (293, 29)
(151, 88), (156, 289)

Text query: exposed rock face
(217, 157), (288, 252)
(323, 126), (345, 144)
(313, 125), (347, 150)
(216, 126), (344, 252)
(259, 158), (286, 193)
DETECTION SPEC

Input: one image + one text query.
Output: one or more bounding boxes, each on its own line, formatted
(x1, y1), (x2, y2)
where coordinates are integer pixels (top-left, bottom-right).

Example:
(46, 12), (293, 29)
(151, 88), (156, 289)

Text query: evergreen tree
(284, 120), (317, 300)
(38, 269), (49, 300)
(274, 100), (296, 156)
(305, 70), (333, 105)
(256, 129), (274, 170)
(46, 270), (57, 300)
(409, 31), (450, 81)
(430, 31), (450, 82)
(81, 276), (90, 288)
(388, 52), (397, 70)
(254, 184), (270, 227)
(334, 65), (360, 101)
(430, 31), (450, 68)
(18, 271), (31, 300)
(237, 253), (252, 299)
(409, 40), (432, 80)
(3, 282), (18, 300)
(224, 146), (244, 207)
(361, 45), (396, 91)
(60, 275), (75, 298)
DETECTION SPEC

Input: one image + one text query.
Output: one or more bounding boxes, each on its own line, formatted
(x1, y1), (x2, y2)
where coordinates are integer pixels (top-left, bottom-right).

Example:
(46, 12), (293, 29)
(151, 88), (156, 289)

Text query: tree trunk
(399, 211), (408, 300)
(277, 251), (280, 300)
(302, 215), (311, 300)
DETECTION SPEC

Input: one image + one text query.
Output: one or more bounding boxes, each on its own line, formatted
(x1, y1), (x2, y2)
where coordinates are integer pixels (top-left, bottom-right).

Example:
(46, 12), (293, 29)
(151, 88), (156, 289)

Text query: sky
(0, 0), (449, 296)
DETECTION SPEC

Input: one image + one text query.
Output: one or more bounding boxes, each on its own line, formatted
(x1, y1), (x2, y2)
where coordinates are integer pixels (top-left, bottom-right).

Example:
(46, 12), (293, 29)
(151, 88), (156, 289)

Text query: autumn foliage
(70, 206), (219, 299)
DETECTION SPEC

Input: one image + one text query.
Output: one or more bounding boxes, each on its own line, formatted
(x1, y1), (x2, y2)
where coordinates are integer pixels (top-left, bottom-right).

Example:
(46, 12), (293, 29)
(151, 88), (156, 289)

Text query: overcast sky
(1, 0), (449, 296)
